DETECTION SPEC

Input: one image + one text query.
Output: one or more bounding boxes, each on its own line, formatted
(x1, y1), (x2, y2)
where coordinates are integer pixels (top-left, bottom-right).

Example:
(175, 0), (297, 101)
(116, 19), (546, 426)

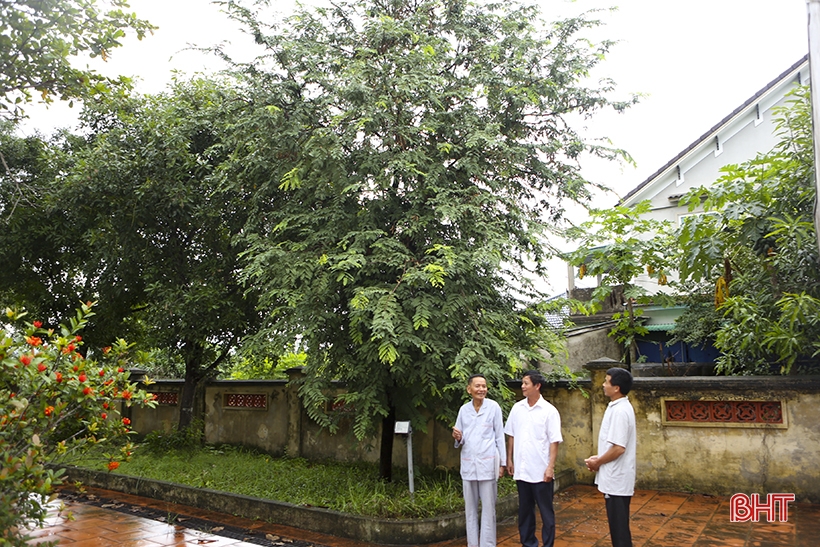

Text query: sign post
(394, 420), (414, 500)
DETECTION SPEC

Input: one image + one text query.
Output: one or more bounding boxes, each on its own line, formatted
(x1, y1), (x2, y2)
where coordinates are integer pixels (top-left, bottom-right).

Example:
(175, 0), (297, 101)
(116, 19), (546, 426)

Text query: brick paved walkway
(25, 484), (820, 546)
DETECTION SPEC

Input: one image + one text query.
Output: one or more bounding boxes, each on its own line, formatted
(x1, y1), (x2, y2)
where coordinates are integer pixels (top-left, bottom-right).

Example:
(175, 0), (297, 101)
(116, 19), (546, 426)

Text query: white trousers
(463, 479), (498, 547)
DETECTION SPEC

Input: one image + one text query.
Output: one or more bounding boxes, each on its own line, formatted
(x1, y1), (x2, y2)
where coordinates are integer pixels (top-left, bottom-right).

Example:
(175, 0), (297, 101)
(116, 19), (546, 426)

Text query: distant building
(558, 56), (809, 370)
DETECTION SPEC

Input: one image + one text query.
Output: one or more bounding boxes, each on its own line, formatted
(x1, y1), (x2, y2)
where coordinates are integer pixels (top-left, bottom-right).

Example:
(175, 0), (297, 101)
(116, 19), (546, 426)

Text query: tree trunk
(379, 403), (396, 482)
(178, 366), (203, 431)
(178, 340), (206, 432)
(625, 297), (635, 370)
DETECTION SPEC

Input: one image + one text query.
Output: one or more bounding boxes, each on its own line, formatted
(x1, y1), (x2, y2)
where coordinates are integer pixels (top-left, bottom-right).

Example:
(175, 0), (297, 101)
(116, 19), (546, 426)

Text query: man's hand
(499, 466), (505, 478)
(586, 445), (623, 473)
(507, 463), (514, 476)
(452, 427), (462, 442)
(543, 465), (555, 482)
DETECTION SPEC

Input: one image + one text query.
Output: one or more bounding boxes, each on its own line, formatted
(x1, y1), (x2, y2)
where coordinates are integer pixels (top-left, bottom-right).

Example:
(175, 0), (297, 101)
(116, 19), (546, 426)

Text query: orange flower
(33, 321), (43, 328)
(26, 336), (42, 346)
(19, 355), (32, 366)
(55, 372), (63, 383)
(83, 387), (93, 396)
(108, 461), (120, 471)
(44, 406), (54, 416)
(122, 390), (132, 400)
(78, 373), (87, 382)
(122, 417), (131, 426)
(98, 369), (105, 377)
(101, 413), (107, 420)
(37, 363), (47, 372)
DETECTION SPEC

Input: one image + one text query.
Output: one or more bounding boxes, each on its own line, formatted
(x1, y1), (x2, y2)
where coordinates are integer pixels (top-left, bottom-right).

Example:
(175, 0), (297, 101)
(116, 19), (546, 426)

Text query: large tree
(221, 0), (634, 479)
(0, 78), (264, 429)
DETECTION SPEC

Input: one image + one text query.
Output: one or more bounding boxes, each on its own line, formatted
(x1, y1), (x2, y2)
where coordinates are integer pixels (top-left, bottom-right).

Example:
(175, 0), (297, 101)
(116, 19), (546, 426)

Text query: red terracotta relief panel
(150, 392), (179, 405)
(665, 400), (783, 424)
(224, 393), (268, 409)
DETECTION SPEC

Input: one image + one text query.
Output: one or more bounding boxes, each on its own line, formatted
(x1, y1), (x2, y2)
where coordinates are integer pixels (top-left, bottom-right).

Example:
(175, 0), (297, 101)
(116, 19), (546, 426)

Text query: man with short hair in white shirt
(504, 370), (563, 547)
(584, 367), (637, 547)
(453, 374), (506, 547)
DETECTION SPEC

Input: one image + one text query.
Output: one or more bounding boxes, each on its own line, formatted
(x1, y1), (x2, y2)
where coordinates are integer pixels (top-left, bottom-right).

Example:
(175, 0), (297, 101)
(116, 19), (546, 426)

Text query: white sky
(19, 0), (811, 292)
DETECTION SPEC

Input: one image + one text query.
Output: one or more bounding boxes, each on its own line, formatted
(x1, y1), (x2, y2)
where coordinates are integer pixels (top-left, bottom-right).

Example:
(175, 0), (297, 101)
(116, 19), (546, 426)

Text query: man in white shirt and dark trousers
(585, 367), (637, 547)
(453, 374), (506, 547)
(504, 370), (563, 547)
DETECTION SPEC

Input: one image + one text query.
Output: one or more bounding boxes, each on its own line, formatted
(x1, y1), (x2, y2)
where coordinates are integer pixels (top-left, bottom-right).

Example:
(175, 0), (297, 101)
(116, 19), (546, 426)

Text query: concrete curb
(61, 466), (575, 544)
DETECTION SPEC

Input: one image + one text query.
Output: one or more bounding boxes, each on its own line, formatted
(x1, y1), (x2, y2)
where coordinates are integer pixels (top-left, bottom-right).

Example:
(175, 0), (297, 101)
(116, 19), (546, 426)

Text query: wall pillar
(285, 367), (305, 458)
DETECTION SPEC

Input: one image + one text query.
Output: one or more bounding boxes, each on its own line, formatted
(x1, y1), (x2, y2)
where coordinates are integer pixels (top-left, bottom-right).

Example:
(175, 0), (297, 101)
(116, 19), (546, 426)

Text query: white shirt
(504, 396), (563, 483)
(454, 398), (506, 481)
(595, 396), (637, 496)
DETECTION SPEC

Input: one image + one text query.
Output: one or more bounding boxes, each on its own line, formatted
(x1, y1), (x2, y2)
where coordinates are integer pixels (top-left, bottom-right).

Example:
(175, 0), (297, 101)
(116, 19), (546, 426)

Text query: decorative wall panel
(662, 399), (787, 428)
(224, 393), (268, 410)
(150, 392), (179, 406)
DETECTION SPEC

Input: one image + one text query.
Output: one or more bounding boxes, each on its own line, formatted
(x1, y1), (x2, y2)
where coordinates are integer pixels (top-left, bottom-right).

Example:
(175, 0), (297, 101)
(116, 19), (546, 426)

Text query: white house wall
(622, 58), (809, 229)
(568, 57), (809, 300)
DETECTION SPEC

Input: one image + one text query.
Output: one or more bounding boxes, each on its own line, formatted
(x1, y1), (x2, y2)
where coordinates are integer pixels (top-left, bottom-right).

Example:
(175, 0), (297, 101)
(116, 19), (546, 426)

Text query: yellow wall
(129, 362), (820, 502)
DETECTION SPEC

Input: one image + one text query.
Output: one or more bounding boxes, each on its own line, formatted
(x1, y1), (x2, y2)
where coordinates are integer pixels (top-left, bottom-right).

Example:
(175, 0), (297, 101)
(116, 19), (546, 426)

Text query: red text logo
(730, 493), (795, 522)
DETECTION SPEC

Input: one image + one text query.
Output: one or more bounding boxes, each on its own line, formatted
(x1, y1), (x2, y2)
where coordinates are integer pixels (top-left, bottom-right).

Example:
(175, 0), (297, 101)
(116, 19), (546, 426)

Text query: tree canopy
(0, 0), (154, 119)
(565, 201), (675, 363)
(220, 0), (635, 478)
(0, 78), (265, 427)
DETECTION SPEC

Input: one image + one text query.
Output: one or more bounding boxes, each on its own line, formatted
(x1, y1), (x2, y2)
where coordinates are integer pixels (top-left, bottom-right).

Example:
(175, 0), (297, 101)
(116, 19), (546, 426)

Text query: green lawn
(64, 444), (517, 519)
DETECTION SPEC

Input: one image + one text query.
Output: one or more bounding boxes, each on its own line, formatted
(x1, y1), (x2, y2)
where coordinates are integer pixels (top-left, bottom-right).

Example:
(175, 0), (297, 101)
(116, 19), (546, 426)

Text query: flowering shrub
(0, 302), (157, 546)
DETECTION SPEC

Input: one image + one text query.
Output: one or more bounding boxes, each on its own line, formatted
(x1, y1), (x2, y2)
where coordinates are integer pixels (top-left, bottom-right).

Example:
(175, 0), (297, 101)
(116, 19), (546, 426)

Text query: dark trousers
(516, 480), (555, 547)
(604, 494), (632, 547)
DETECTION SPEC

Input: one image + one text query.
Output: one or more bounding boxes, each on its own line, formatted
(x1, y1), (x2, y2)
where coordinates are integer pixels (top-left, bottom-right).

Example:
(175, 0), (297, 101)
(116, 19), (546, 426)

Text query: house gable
(619, 55), (809, 223)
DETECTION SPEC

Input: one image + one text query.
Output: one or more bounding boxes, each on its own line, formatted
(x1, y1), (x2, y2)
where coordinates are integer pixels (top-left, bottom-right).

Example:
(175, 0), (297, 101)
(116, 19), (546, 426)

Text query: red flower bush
(1, 303), (157, 545)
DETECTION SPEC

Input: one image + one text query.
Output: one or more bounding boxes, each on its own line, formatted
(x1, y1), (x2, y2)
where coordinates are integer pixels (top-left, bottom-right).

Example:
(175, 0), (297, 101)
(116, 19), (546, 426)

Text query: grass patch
(64, 444), (517, 519)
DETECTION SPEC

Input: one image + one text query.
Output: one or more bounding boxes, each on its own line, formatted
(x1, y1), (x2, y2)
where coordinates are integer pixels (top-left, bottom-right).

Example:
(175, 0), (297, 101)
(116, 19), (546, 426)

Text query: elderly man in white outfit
(453, 374), (506, 547)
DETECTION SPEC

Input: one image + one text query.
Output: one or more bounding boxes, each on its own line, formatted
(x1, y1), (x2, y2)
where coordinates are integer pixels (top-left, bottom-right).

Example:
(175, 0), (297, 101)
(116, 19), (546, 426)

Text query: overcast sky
(23, 0), (809, 198)
(20, 0), (811, 290)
